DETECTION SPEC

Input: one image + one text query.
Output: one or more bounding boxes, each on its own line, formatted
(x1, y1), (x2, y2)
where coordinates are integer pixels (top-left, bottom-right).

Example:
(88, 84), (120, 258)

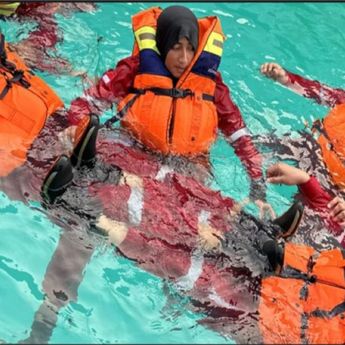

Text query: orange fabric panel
(318, 134), (345, 187)
(312, 248), (345, 289)
(308, 312), (345, 344)
(283, 242), (315, 273)
(134, 74), (172, 89)
(0, 45), (63, 177)
(131, 6), (161, 31)
(323, 103), (345, 158)
(172, 92), (217, 155)
(121, 92), (172, 154)
(259, 277), (304, 344)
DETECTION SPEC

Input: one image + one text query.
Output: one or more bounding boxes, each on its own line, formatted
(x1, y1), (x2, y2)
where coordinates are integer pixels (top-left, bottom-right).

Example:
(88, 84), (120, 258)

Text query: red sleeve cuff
(298, 176), (332, 208)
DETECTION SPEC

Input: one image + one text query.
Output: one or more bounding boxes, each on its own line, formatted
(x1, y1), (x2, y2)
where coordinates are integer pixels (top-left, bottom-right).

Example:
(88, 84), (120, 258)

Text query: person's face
(164, 37), (195, 78)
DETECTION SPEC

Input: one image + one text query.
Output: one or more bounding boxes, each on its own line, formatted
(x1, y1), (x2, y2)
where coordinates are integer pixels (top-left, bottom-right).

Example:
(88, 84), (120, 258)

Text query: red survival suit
(92, 131), (345, 343)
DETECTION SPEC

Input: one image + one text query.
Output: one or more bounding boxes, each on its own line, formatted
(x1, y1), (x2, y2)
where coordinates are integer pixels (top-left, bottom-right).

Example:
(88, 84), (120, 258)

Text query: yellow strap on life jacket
(204, 31), (224, 57)
(0, 2), (20, 16)
(134, 26), (159, 54)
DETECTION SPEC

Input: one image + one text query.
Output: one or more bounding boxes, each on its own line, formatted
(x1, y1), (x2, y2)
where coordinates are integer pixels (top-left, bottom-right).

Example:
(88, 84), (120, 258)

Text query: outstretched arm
(267, 163), (345, 241)
(260, 62), (345, 107)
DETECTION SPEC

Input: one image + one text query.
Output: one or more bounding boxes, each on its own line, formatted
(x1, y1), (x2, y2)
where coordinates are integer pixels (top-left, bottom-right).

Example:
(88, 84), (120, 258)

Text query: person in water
(258, 162), (345, 344)
(67, 5), (273, 216)
(0, 32), (99, 205)
(17, 136), (345, 344)
(0, 2), (97, 75)
(95, 161), (345, 344)
(260, 61), (345, 190)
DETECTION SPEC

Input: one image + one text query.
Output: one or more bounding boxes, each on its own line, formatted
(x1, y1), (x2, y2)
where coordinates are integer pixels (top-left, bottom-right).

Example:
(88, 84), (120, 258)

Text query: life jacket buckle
(171, 88), (193, 98)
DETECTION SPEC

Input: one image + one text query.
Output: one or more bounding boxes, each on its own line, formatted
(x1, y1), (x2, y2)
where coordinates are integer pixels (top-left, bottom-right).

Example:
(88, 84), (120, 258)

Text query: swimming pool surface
(1, 2), (344, 343)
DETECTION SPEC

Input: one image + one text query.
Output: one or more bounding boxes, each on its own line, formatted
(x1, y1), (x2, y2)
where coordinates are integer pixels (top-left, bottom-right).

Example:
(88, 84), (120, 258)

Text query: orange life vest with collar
(118, 7), (225, 156)
(0, 34), (63, 177)
(313, 103), (345, 188)
(259, 243), (345, 344)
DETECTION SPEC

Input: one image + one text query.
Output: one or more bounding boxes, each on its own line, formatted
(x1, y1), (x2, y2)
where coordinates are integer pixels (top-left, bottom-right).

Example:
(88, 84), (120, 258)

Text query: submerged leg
(19, 229), (94, 344)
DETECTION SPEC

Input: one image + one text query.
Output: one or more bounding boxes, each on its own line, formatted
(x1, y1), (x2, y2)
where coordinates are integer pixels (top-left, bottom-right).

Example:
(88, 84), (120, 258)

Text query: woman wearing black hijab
(69, 5), (271, 214)
(155, 6), (198, 81)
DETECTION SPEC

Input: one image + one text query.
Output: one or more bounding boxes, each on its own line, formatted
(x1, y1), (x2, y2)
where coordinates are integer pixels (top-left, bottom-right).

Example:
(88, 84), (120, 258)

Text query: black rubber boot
(262, 239), (284, 273)
(41, 155), (73, 204)
(273, 200), (304, 239)
(255, 231), (284, 273)
(71, 114), (100, 168)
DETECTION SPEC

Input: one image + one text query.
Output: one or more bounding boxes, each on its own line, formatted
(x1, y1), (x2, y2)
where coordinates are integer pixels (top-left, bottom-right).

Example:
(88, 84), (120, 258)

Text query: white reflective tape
(336, 231), (345, 247)
(128, 186), (143, 226)
(228, 128), (250, 143)
(208, 287), (243, 311)
(198, 210), (210, 225)
(102, 74), (111, 84)
(175, 248), (204, 291)
(155, 165), (173, 181)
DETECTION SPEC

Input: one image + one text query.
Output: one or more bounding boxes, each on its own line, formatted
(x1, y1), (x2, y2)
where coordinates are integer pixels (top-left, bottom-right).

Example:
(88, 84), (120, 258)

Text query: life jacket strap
(131, 87), (214, 102)
(0, 69), (30, 100)
(0, 35), (31, 99)
(105, 86), (215, 128)
(104, 93), (141, 127)
(0, 33), (7, 62)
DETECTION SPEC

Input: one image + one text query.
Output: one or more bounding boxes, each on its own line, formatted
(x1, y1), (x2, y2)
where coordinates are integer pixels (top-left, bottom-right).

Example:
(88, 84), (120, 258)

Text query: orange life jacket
(118, 7), (225, 156)
(0, 34), (63, 177)
(313, 103), (345, 188)
(259, 243), (345, 344)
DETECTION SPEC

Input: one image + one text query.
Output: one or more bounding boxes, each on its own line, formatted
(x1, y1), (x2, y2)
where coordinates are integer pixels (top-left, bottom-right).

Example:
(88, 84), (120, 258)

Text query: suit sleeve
(285, 70), (345, 108)
(67, 55), (139, 125)
(298, 176), (344, 240)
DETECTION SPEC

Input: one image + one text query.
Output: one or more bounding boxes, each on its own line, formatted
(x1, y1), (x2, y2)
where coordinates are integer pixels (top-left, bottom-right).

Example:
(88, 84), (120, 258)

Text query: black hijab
(156, 5), (199, 62)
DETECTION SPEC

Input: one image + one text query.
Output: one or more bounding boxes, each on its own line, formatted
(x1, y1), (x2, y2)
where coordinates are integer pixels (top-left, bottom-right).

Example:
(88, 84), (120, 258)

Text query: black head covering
(156, 5), (199, 62)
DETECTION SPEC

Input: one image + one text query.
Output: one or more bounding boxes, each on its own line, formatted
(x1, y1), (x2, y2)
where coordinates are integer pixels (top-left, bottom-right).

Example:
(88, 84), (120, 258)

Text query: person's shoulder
(115, 54), (139, 71)
(117, 54), (139, 65)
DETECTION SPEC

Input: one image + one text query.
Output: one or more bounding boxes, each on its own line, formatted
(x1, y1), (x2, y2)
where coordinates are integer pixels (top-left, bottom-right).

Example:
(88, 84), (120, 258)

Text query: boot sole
(277, 208), (303, 240)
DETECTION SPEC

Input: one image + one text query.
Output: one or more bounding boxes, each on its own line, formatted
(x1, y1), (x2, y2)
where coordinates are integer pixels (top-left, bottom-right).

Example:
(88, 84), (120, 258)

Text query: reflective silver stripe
(138, 32), (155, 41)
(175, 248), (204, 291)
(198, 210), (210, 225)
(213, 39), (223, 49)
(102, 74), (111, 84)
(228, 128), (250, 144)
(208, 287), (243, 310)
(155, 165), (173, 181)
(175, 210), (211, 291)
(128, 186), (143, 226)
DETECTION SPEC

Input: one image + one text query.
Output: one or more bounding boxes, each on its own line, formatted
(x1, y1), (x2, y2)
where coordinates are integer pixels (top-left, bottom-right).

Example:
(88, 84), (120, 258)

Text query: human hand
(198, 223), (224, 252)
(120, 172), (143, 189)
(57, 126), (77, 155)
(255, 200), (276, 220)
(96, 214), (129, 245)
(260, 62), (290, 85)
(328, 196), (345, 227)
(267, 163), (310, 186)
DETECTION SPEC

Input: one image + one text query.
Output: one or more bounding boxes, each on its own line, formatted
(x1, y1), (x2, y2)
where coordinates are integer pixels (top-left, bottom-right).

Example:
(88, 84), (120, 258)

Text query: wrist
(297, 172), (310, 185)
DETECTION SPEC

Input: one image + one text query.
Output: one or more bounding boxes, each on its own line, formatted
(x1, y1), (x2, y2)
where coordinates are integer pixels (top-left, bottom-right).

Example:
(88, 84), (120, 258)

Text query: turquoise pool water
(1, 2), (345, 343)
